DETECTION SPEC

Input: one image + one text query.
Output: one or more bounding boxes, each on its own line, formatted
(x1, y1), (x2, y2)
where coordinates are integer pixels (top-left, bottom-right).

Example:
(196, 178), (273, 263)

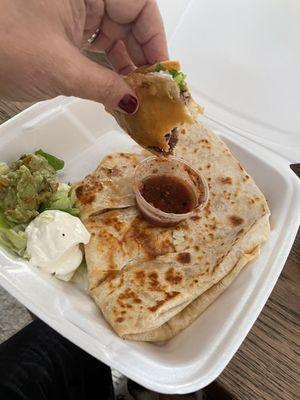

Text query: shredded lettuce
(169, 70), (187, 91)
(154, 64), (187, 91)
(42, 183), (79, 216)
(0, 211), (28, 257)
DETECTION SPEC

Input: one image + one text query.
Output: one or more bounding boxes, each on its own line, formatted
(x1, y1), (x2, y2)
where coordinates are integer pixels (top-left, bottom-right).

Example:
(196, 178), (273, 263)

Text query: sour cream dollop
(26, 210), (90, 281)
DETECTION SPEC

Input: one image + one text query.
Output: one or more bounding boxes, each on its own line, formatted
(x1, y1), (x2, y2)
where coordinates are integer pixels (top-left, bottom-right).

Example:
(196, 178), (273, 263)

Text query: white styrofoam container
(0, 0), (299, 394)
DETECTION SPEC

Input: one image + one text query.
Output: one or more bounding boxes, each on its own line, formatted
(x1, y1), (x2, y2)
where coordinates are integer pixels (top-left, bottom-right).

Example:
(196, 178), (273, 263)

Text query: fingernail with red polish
(118, 94), (138, 114)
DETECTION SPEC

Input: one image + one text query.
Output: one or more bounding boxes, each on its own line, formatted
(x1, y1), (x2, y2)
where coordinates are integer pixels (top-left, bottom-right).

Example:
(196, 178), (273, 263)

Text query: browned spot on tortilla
(148, 272), (159, 289)
(75, 176), (104, 205)
(121, 311), (126, 315)
(101, 215), (124, 232)
(103, 166), (120, 177)
(116, 317), (124, 323)
(127, 217), (175, 259)
(238, 162), (244, 171)
(148, 300), (165, 312)
(165, 268), (183, 284)
(177, 252), (191, 264)
(194, 245), (200, 251)
(191, 215), (200, 221)
(117, 276), (124, 288)
(75, 186), (95, 205)
(228, 215), (244, 227)
(219, 177), (232, 184)
(103, 271), (118, 281)
(117, 288), (142, 309)
(148, 291), (179, 312)
(206, 163), (211, 169)
(135, 270), (145, 286)
(208, 177), (212, 182)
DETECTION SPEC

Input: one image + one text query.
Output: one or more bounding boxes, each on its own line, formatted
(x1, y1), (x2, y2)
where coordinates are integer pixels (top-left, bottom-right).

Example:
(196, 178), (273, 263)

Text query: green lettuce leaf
(35, 149), (64, 171)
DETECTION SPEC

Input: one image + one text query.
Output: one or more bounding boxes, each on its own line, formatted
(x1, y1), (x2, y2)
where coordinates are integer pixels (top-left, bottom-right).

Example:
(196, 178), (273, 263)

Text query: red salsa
(140, 175), (197, 214)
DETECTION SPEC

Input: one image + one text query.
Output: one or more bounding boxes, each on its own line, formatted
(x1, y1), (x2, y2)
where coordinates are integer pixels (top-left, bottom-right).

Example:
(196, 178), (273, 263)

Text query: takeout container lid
(158, 0), (300, 163)
(0, 0), (299, 395)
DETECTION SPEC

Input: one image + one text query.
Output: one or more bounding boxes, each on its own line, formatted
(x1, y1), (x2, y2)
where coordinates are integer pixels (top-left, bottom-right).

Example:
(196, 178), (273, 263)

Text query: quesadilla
(106, 60), (203, 155)
(77, 121), (270, 341)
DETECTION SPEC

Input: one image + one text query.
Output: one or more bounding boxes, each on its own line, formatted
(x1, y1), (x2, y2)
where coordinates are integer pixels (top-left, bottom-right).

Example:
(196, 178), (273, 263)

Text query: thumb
(60, 46), (138, 114)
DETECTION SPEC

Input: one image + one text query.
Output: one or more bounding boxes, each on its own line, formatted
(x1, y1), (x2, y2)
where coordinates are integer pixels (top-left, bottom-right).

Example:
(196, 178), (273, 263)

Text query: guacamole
(0, 153), (59, 224)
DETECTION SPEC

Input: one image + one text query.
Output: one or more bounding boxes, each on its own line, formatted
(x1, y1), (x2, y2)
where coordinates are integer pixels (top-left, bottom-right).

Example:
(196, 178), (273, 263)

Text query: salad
(0, 150), (90, 280)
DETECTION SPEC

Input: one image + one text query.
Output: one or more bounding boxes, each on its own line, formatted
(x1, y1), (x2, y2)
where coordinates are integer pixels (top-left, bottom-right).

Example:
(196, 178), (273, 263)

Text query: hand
(0, 0), (168, 113)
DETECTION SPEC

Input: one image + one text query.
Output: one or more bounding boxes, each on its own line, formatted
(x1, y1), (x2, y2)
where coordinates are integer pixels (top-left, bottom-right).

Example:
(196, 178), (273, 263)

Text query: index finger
(132, 0), (169, 64)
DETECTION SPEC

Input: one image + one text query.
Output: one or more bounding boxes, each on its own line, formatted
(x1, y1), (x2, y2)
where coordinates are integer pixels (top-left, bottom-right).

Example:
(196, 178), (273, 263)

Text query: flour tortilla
(106, 61), (202, 155)
(75, 152), (146, 220)
(80, 121), (270, 341)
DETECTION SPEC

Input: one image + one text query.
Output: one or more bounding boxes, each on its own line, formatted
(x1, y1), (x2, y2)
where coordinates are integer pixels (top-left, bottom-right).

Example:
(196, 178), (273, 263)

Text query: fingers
(83, 0), (104, 44)
(104, 0), (168, 66)
(85, 0), (168, 70)
(60, 44), (138, 113)
(125, 33), (147, 66)
(132, 0), (168, 64)
(87, 13), (128, 51)
(106, 40), (135, 75)
(105, 0), (147, 24)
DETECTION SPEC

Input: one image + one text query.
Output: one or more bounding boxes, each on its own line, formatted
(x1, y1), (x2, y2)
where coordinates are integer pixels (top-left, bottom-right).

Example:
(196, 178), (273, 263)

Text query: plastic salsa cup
(133, 156), (209, 226)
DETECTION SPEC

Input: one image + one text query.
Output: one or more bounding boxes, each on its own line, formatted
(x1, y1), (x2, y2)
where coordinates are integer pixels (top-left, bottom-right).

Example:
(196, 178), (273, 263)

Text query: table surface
(0, 99), (299, 400)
